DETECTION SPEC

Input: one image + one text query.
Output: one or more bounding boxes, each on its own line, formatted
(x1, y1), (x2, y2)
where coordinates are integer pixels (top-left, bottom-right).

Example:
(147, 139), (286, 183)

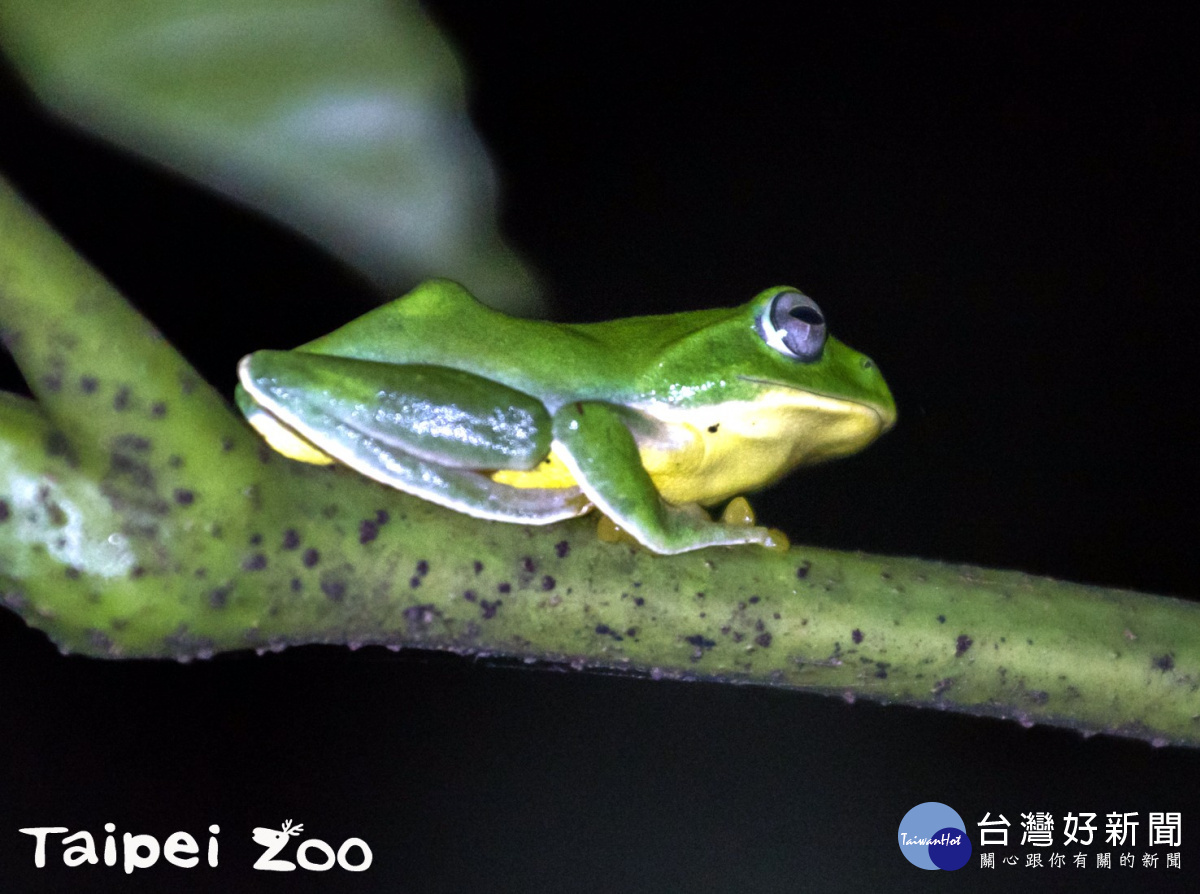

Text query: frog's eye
(761, 291), (826, 362)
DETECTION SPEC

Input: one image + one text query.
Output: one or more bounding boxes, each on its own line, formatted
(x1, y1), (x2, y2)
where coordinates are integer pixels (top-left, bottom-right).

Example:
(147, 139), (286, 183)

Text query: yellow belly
(490, 452), (579, 490)
(637, 390), (887, 505)
(491, 389), (887, 506)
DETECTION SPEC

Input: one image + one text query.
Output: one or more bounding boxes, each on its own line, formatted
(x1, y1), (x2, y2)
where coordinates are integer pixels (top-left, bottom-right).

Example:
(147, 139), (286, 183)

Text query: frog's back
(301, 280), (579, 384)
(299, 279), (735, 406)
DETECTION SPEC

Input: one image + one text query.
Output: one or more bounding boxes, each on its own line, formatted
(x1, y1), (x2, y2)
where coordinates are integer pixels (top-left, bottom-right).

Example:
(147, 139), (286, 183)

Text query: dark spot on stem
(634, 596), (644, 607)
(45, 430), (79, 466)
(41, 372), (62, 393)
(109, 452), (156, 490)
(685, 634), (716, 650)
(209, 587), (229, 609)
(473, 561), (484, 575)
(480, 599), (501, 619)
(932, 678), (954, 695)
(404, 603), (438, 626)
(282, 529), (300, 550)
(80, 376), (98, 394)
(173, 488), (195, 506)
(359, 519), (379, 544)
(498, 582), (512, 594)
(249, 533), (263, 546)
(320, 579), (346, 601)
(117, 434), (152, 452)
(113, 387), (131, 411)
(409, 577), (421, 589)
(955, 634), (973, 657)
(937, 614), (946, 624)
(522, 556), (536, 573)
(463, 590), (477, 602)
(554, 540), (570, 558)
(749, 596), (759, 604)
(302, 548), (320, 568)
(242, 553), (267, 571)
(1153, 654), (1175, 672)
(796, 561), (811, 579)
(150, 402), (167, 418)
(851, 629), (863, 644)
(541, 575), (556, 591)
(375, 509), (390, 525)
(754, 632), (772, 648)
(415, 560), (429, 577)
(0, 500), (9, 522)
(595, 624), (623, 641)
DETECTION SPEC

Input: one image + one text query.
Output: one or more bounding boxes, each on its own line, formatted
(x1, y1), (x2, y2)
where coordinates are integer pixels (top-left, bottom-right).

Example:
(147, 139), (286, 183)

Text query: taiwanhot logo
(897, 802), (972, 870)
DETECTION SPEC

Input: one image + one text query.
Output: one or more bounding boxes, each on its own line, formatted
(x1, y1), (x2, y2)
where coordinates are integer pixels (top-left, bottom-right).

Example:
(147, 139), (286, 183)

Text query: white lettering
(164, 832), (198, 868)
(62, 830), (98, 867)
(123, 832), (160, 874)
(18, 827), (68, 868)
(103, 823), (117, 867)
(338, 837), (373, 871)
(297, 838), (336, 871)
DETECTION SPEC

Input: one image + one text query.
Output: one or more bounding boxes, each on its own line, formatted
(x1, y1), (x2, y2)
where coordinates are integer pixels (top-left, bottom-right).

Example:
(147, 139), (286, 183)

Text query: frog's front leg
(550, 402), (783, 554)
(238, 351), (589, 523)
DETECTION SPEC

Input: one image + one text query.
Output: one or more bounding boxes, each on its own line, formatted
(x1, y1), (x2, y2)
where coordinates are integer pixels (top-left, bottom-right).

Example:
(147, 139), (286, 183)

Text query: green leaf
(0, 0), (540, 312)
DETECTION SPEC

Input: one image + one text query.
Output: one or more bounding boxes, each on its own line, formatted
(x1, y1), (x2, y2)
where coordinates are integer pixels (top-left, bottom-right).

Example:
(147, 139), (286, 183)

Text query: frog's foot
(596, 503), (712, 548)
(595, 514), (640, 547)
(721, 496), (790, 551)
(597, 502), (786, 553)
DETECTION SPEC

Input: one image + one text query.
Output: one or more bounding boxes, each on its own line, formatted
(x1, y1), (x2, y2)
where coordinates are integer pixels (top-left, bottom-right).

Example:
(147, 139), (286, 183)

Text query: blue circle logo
(898, 802), (972, 870)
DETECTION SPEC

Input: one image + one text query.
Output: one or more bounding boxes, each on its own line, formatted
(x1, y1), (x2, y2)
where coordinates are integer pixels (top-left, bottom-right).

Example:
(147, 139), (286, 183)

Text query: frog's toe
(721, 496), (756, 527)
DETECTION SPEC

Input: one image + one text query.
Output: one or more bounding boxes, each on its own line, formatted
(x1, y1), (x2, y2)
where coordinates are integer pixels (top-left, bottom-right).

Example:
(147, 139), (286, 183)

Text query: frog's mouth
(737, 376), (897, 434)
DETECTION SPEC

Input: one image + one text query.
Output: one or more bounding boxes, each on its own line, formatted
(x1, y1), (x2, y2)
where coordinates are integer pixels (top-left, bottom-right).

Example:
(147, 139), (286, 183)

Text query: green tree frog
(236, 280), (895, 554)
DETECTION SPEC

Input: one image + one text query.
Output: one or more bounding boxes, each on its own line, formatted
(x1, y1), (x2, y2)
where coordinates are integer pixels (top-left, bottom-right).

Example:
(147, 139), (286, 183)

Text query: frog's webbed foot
(720, 496), (790, 550)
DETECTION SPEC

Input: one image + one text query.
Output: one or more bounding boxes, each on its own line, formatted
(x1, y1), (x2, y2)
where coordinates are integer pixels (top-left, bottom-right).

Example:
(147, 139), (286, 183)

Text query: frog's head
(652, 286), (896, 469)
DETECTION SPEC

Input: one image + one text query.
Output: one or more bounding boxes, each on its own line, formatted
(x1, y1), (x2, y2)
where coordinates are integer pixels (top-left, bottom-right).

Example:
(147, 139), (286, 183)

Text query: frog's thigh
(242, 351), (551, 470)
(549, 402), (778, 554)
(354, 446), (591, 524)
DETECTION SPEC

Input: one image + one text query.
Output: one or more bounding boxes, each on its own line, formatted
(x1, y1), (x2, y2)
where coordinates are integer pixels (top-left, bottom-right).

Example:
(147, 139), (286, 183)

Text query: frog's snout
(874, 394), (897, 433)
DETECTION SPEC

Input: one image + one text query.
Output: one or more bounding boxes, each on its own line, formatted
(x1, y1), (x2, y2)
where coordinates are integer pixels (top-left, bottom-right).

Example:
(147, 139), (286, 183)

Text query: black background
(1, 5), (1198, 891)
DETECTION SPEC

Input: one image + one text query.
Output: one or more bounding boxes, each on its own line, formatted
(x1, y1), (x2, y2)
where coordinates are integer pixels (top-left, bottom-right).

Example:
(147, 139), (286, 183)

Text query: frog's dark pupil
(788, 306), (823, 326)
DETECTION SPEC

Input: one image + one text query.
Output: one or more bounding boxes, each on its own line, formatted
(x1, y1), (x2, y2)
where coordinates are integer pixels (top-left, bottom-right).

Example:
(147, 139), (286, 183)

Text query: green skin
(237, 280), (896, 554)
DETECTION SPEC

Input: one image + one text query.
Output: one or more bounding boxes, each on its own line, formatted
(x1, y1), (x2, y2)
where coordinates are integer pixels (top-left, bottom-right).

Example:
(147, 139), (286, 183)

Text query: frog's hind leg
(239, 351), (590, 523)
(333, 440), (592, 524)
